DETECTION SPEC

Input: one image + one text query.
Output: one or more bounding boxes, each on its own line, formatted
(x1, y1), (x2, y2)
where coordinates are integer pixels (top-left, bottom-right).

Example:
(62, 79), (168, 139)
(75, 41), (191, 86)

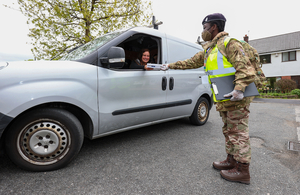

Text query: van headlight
(0, 62), (8, 70)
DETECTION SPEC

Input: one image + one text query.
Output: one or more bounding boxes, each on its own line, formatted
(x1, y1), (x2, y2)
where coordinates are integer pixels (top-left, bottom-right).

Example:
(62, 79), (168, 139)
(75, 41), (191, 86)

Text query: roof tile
(249, 31), (300, 54)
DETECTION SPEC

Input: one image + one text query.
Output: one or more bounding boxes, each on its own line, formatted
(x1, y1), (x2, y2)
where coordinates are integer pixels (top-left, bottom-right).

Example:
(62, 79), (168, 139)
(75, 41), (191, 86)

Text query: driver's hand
(144, 65), (153, 70)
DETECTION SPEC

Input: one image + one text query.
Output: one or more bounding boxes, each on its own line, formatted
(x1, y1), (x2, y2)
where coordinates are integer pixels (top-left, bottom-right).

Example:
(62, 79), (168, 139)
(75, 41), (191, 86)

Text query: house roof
(249, 31), (300, 54)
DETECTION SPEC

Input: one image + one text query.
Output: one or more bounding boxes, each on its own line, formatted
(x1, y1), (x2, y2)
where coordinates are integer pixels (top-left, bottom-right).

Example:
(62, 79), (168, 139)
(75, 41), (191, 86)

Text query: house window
(260, 54), (271, 64)
(282, 51), (296, 62)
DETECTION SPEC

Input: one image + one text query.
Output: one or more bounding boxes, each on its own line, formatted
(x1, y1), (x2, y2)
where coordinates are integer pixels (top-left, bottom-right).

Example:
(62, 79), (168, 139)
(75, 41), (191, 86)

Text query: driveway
(0, 100), (299, 194)
(253, 97), (300, 105)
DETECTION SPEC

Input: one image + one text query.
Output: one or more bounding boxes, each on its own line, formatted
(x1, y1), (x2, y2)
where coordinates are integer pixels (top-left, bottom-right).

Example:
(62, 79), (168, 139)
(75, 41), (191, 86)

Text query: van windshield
(60, 31), (123, 61)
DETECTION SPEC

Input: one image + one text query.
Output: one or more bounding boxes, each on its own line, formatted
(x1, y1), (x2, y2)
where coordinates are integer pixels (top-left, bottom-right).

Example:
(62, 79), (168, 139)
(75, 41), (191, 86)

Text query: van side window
(116, 34), (162, 70)
(167, 39), (201, 64)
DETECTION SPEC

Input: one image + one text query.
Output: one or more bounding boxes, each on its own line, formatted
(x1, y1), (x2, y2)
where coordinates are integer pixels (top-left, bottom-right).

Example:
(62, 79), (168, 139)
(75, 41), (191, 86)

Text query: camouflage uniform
(169, 32), (255, 163)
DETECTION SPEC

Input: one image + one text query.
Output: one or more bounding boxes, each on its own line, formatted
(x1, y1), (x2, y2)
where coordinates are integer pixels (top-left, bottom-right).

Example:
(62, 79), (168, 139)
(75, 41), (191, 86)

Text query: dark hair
(138, 48), (150, 61)
(210, 20), (225, 32)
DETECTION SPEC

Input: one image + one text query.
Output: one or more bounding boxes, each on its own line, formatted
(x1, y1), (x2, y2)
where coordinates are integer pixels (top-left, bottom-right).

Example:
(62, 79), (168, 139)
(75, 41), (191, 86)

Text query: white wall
(262, 50), (300, 77)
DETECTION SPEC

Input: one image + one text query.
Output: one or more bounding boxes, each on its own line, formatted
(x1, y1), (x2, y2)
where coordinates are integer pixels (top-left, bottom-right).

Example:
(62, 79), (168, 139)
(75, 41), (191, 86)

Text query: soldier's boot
(212, 154), (236, 170)
(220, 162), (250, 185)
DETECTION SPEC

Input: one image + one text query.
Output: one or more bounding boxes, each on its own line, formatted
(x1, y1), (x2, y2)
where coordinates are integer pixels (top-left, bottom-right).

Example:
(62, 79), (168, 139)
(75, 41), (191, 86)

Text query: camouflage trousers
(219, 104), (251, 163)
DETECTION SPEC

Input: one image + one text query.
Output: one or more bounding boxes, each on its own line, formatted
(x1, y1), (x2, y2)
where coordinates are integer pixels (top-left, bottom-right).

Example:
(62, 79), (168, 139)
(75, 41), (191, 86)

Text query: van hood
(0, 61), (97, 89)
(0, 62), (8, 70)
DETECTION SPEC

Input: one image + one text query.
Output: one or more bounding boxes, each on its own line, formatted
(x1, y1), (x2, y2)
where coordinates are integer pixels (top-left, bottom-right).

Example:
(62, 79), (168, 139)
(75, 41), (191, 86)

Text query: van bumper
(0, 112), (13, 154)
(0, 112), (13, 138)
(210, 94), (214, 109)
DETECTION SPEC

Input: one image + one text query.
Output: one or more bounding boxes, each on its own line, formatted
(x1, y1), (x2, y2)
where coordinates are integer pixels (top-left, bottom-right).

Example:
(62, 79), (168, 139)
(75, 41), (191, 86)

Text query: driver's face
(142, 51), (150, 63)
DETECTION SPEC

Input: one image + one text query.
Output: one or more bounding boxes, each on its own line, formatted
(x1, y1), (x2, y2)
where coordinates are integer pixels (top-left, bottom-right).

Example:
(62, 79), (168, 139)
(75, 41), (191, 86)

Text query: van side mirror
(100, 47), (125, 69)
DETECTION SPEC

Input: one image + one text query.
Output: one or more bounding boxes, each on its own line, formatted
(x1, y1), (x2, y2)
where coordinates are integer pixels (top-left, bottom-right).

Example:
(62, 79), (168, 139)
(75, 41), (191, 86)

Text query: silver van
(0, 27), (212, 171)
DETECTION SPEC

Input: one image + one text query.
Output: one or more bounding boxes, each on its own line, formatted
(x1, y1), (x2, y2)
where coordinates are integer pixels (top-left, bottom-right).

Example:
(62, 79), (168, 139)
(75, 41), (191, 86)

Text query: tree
(17, 0), (153, 60)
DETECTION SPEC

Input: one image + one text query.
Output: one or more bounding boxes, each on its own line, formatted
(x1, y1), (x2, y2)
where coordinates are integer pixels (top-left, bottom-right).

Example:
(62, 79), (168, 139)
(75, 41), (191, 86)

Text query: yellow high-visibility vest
(205, 38), (235, 102)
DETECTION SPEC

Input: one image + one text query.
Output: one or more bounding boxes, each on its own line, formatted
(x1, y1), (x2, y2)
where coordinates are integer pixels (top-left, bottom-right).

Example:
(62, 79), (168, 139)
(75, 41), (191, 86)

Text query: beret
(202, 13), (226, 25)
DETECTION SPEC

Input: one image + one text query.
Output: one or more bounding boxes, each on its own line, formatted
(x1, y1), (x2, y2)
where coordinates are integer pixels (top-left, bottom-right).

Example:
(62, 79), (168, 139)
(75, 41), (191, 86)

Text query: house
(248, 31), (300, 89)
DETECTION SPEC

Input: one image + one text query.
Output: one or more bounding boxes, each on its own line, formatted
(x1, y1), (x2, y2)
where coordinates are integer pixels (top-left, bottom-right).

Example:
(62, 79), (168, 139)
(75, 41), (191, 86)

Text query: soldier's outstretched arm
(168, 51), (205, 70)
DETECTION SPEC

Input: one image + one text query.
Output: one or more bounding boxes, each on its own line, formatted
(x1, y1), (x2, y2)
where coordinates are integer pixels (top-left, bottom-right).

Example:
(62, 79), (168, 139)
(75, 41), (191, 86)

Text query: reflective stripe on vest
(205, 38), (236, 102)
(224, 37), (232, 47)
(206, 48), (236, 77)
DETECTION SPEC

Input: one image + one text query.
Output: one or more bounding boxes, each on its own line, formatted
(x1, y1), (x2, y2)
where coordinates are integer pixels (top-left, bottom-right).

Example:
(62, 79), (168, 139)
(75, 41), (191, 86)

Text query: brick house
(248, 31), (300, 89)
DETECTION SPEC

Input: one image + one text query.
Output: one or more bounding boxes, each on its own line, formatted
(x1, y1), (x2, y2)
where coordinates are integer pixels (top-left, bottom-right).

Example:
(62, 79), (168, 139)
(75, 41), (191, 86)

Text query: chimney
(243, 34), (249, 43)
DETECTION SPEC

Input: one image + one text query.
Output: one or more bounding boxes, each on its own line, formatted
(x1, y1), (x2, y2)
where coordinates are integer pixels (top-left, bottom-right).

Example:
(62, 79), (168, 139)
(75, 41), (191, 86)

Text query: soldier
(161, 13), (256, 185)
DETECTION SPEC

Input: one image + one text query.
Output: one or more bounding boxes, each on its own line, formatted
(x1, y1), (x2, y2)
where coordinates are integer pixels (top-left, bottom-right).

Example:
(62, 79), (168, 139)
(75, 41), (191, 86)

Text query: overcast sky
(1, 0), (299, 62)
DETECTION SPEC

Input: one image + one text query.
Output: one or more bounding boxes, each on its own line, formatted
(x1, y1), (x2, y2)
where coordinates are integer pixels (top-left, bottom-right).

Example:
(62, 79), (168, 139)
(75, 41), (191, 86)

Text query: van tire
(5, 108), (84, 172)
(189, 97), (210, 126)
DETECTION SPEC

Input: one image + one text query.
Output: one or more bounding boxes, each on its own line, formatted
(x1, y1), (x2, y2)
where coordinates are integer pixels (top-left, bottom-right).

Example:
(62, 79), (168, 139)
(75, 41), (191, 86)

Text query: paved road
(253, 97), (300, 105)
(0, 99), (300, 194)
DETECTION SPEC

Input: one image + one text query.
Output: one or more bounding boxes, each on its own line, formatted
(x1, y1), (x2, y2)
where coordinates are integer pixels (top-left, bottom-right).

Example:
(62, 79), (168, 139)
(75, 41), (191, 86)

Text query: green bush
(269, 77), (276, 89)
(274, 79), (297, 93)
(291, 89), (300, 98)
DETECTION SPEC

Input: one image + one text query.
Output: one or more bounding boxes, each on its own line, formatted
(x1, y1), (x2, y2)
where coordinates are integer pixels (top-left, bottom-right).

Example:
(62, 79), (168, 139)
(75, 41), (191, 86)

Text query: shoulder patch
(240, 49), (245, 56)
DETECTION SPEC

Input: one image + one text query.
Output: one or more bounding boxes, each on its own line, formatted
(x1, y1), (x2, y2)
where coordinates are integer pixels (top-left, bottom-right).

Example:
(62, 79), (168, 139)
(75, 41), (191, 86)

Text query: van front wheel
(5, 108), (84, 172)
(189, 97), (210, 126)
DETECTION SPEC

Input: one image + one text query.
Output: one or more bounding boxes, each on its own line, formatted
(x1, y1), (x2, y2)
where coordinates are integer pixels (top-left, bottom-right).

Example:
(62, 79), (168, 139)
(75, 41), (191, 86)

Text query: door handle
(169, 77), (174, 90)
(162, 77), (167, 91)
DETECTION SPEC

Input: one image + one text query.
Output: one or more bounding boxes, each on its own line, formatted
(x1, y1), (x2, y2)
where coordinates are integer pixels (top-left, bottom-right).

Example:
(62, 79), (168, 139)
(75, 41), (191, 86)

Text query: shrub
(274, 79), (297, 93)
(291, 89), (300, 98)
(269, 77), (276, 89)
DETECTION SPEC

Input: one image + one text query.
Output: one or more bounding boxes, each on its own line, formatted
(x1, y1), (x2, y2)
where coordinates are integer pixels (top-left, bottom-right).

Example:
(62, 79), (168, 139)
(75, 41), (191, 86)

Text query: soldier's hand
(160, 64), (169, 71)
(224, 90), (244, 101)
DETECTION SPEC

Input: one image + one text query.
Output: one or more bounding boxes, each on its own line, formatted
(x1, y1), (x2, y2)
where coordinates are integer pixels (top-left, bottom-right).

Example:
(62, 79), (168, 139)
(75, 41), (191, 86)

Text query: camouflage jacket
(169, 32), (256, 111)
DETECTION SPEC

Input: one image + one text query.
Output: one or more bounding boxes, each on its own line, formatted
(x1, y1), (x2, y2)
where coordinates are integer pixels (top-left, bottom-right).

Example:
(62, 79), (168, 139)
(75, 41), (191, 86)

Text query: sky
(1, 0), (299, 62)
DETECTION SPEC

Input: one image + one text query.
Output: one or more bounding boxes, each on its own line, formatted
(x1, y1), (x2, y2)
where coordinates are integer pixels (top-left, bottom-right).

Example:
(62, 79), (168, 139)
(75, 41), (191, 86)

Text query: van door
(97, 68), (168, 134)
(161, 38), (205, 119)
(97, 33), (169, 134)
